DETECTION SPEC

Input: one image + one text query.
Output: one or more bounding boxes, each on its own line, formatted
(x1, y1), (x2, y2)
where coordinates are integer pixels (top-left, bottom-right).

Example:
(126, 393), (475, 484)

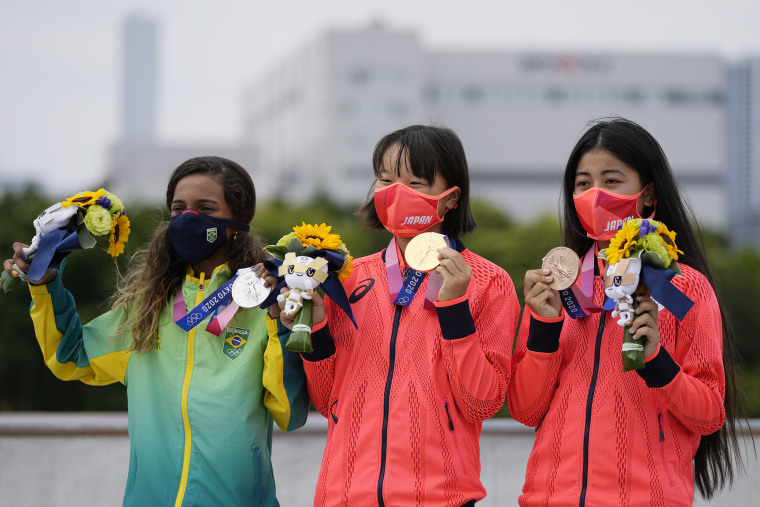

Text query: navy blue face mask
(168, 210), (250, 264)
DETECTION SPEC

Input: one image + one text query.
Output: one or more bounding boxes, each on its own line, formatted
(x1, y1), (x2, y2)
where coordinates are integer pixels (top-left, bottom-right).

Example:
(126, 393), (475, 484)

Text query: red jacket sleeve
(438, 265), (520, 423)
(637, 268), (726, 435)
(508, 308), (564, 427)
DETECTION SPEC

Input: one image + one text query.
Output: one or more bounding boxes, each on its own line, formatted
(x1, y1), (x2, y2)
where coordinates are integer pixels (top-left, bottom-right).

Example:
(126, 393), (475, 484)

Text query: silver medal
(232, 270), (269, 308)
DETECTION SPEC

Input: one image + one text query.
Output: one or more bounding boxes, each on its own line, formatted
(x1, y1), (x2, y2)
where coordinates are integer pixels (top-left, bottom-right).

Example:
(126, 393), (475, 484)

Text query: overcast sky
(2, 0), (760, 195)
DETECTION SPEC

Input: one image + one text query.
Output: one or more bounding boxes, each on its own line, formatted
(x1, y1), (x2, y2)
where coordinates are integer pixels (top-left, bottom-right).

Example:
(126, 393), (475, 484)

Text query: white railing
(0, 413), (757, 506)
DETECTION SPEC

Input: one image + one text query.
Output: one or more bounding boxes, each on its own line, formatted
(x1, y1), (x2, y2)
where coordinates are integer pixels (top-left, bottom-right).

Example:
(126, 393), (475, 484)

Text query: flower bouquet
(1, 189), (130, 294)
(599, 219), (692, 372)
(261, 223), (354, 352)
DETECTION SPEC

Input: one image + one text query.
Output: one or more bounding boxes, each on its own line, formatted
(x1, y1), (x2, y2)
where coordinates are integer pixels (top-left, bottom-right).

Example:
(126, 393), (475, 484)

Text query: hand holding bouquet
(599, 219), (692, 371)
(1, 189), (130, 293)
(262, 223), (354, 352)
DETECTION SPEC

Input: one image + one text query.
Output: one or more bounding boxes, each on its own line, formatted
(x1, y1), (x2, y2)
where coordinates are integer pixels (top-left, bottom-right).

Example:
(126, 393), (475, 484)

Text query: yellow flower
(605, 220), (639, 265)
(61, 189), (104, 208)
(338, 255), (354, 282)
(293, 222), (343, 250)
(656, 223), (683, 261)
(107, 212), (131, 257)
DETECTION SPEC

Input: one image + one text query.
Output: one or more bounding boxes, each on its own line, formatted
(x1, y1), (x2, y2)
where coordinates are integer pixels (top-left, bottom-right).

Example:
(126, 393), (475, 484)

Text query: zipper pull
(657, 409), (665, 442)
(444, 398), (454, 431)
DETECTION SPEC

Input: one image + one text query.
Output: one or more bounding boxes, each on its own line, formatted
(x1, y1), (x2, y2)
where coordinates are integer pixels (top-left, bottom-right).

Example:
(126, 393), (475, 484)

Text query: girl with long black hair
(509, 118), (748, 505)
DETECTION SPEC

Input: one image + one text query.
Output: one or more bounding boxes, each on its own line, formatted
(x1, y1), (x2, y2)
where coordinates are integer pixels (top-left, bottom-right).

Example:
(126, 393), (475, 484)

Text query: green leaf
(1, 270), (23, 294)
(668, 260), (683, 277)
(640, 250), (666, 268)
(76, 225), (97, 249)
(264, 245), (286, 260)
(288, 237), (305, 255)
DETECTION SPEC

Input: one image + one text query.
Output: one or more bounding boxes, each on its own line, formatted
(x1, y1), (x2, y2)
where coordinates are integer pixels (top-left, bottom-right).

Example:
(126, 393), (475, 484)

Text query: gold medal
(405, 232), (448, 272)
(542, 247), (581, 290)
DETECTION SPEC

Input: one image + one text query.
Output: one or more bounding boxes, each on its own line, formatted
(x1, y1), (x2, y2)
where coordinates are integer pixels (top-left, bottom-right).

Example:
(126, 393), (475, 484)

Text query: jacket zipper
(175, 274), (205, 506)
(579, 310), (605, 507)
(377, 304), (403, 507)
(444, 397), (467, 476)
(658, 409), (674, 487)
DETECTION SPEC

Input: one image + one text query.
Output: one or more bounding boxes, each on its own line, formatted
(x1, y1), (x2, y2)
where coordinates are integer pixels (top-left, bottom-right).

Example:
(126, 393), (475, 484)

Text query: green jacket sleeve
(28, 266), (132, 386)
(262, 316), (310, 431)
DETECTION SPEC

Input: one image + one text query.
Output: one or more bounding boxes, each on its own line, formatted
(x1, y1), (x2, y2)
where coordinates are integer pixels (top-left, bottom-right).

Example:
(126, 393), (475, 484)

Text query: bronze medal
(542, 247), (581, 290)
(405, 232), (448, 273)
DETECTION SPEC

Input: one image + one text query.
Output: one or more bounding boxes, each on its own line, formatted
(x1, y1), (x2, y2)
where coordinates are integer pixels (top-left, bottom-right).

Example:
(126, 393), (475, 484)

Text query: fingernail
(11, 270), (18, 277)
(542, 269), (550, 275)
(21, 255), (26, 260)
(544, 276), (552, 282)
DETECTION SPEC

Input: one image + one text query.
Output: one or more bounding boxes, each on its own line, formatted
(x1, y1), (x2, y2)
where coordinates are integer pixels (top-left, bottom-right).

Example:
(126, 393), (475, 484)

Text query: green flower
(637, 233), (670, 268)
(84, 205), (113, 236)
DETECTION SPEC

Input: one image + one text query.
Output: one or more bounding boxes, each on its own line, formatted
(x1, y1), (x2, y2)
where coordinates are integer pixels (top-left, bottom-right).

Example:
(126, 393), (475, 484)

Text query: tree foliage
(0, 189), (758, 416)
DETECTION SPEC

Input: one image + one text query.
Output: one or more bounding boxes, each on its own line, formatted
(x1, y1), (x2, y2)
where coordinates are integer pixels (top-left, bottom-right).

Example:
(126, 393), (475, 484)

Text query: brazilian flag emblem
(223, 327), (250, 360)
(207, 227), (218, 243)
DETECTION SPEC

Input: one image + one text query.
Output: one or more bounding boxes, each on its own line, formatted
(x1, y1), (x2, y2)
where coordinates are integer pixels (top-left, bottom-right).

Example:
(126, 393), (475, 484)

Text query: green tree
(1, 191), (758, 417)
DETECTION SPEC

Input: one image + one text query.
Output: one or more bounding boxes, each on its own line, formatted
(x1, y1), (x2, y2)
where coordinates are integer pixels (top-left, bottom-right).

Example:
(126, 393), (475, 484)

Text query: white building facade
(243, 25), (725, 228)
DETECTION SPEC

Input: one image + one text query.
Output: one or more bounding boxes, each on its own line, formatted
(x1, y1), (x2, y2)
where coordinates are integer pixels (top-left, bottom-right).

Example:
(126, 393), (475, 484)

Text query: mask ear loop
(435, 186), (461, 218)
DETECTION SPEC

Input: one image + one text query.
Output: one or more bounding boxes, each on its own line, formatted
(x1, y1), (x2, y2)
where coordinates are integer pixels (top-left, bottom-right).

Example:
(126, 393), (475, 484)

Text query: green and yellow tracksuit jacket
(28, 262), (309, 507)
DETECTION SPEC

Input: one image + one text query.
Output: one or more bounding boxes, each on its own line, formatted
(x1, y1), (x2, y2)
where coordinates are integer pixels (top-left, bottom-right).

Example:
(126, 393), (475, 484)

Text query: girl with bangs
(278, 124), (520, 506)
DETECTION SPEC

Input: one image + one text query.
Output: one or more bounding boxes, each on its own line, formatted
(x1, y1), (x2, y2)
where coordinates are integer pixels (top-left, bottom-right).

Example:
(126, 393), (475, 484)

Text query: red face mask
(572, 187), (654, 240)
(374, 182), (459, 237)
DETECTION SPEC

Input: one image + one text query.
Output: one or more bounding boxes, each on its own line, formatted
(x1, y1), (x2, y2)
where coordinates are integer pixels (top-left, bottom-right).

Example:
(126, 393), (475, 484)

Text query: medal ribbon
(174, 273), (240, 335)
(558, 246), (614, 319)
(393, 268), (426, 306)
(385, 237), (450, 309)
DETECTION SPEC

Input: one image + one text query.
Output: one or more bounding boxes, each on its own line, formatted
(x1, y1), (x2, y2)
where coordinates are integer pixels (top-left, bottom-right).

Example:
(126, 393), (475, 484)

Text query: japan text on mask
(573, 187), (655, 241)
(374, 182), (459, 237)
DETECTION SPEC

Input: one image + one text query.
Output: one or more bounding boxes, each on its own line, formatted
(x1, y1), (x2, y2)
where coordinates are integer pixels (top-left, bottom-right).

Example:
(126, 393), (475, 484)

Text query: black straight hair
(356, 124), (477, 240)
(561, 117), (749, 498)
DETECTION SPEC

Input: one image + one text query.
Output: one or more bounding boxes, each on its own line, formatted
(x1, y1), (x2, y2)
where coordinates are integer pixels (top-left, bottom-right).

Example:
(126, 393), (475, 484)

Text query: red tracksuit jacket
(302, 243), (519, 506)
(509, 262), (725, 506)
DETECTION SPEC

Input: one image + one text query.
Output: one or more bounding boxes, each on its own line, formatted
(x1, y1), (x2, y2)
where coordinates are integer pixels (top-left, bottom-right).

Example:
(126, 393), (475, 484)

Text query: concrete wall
(0, 413), (757, 506)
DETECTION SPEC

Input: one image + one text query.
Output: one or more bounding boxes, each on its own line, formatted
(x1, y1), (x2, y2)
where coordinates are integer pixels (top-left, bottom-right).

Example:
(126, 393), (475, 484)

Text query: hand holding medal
(541, 247), (581, 291)
(400, 232), (470, 303)
(523, 247), (582, 320)
(405, 232), (448, 273)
